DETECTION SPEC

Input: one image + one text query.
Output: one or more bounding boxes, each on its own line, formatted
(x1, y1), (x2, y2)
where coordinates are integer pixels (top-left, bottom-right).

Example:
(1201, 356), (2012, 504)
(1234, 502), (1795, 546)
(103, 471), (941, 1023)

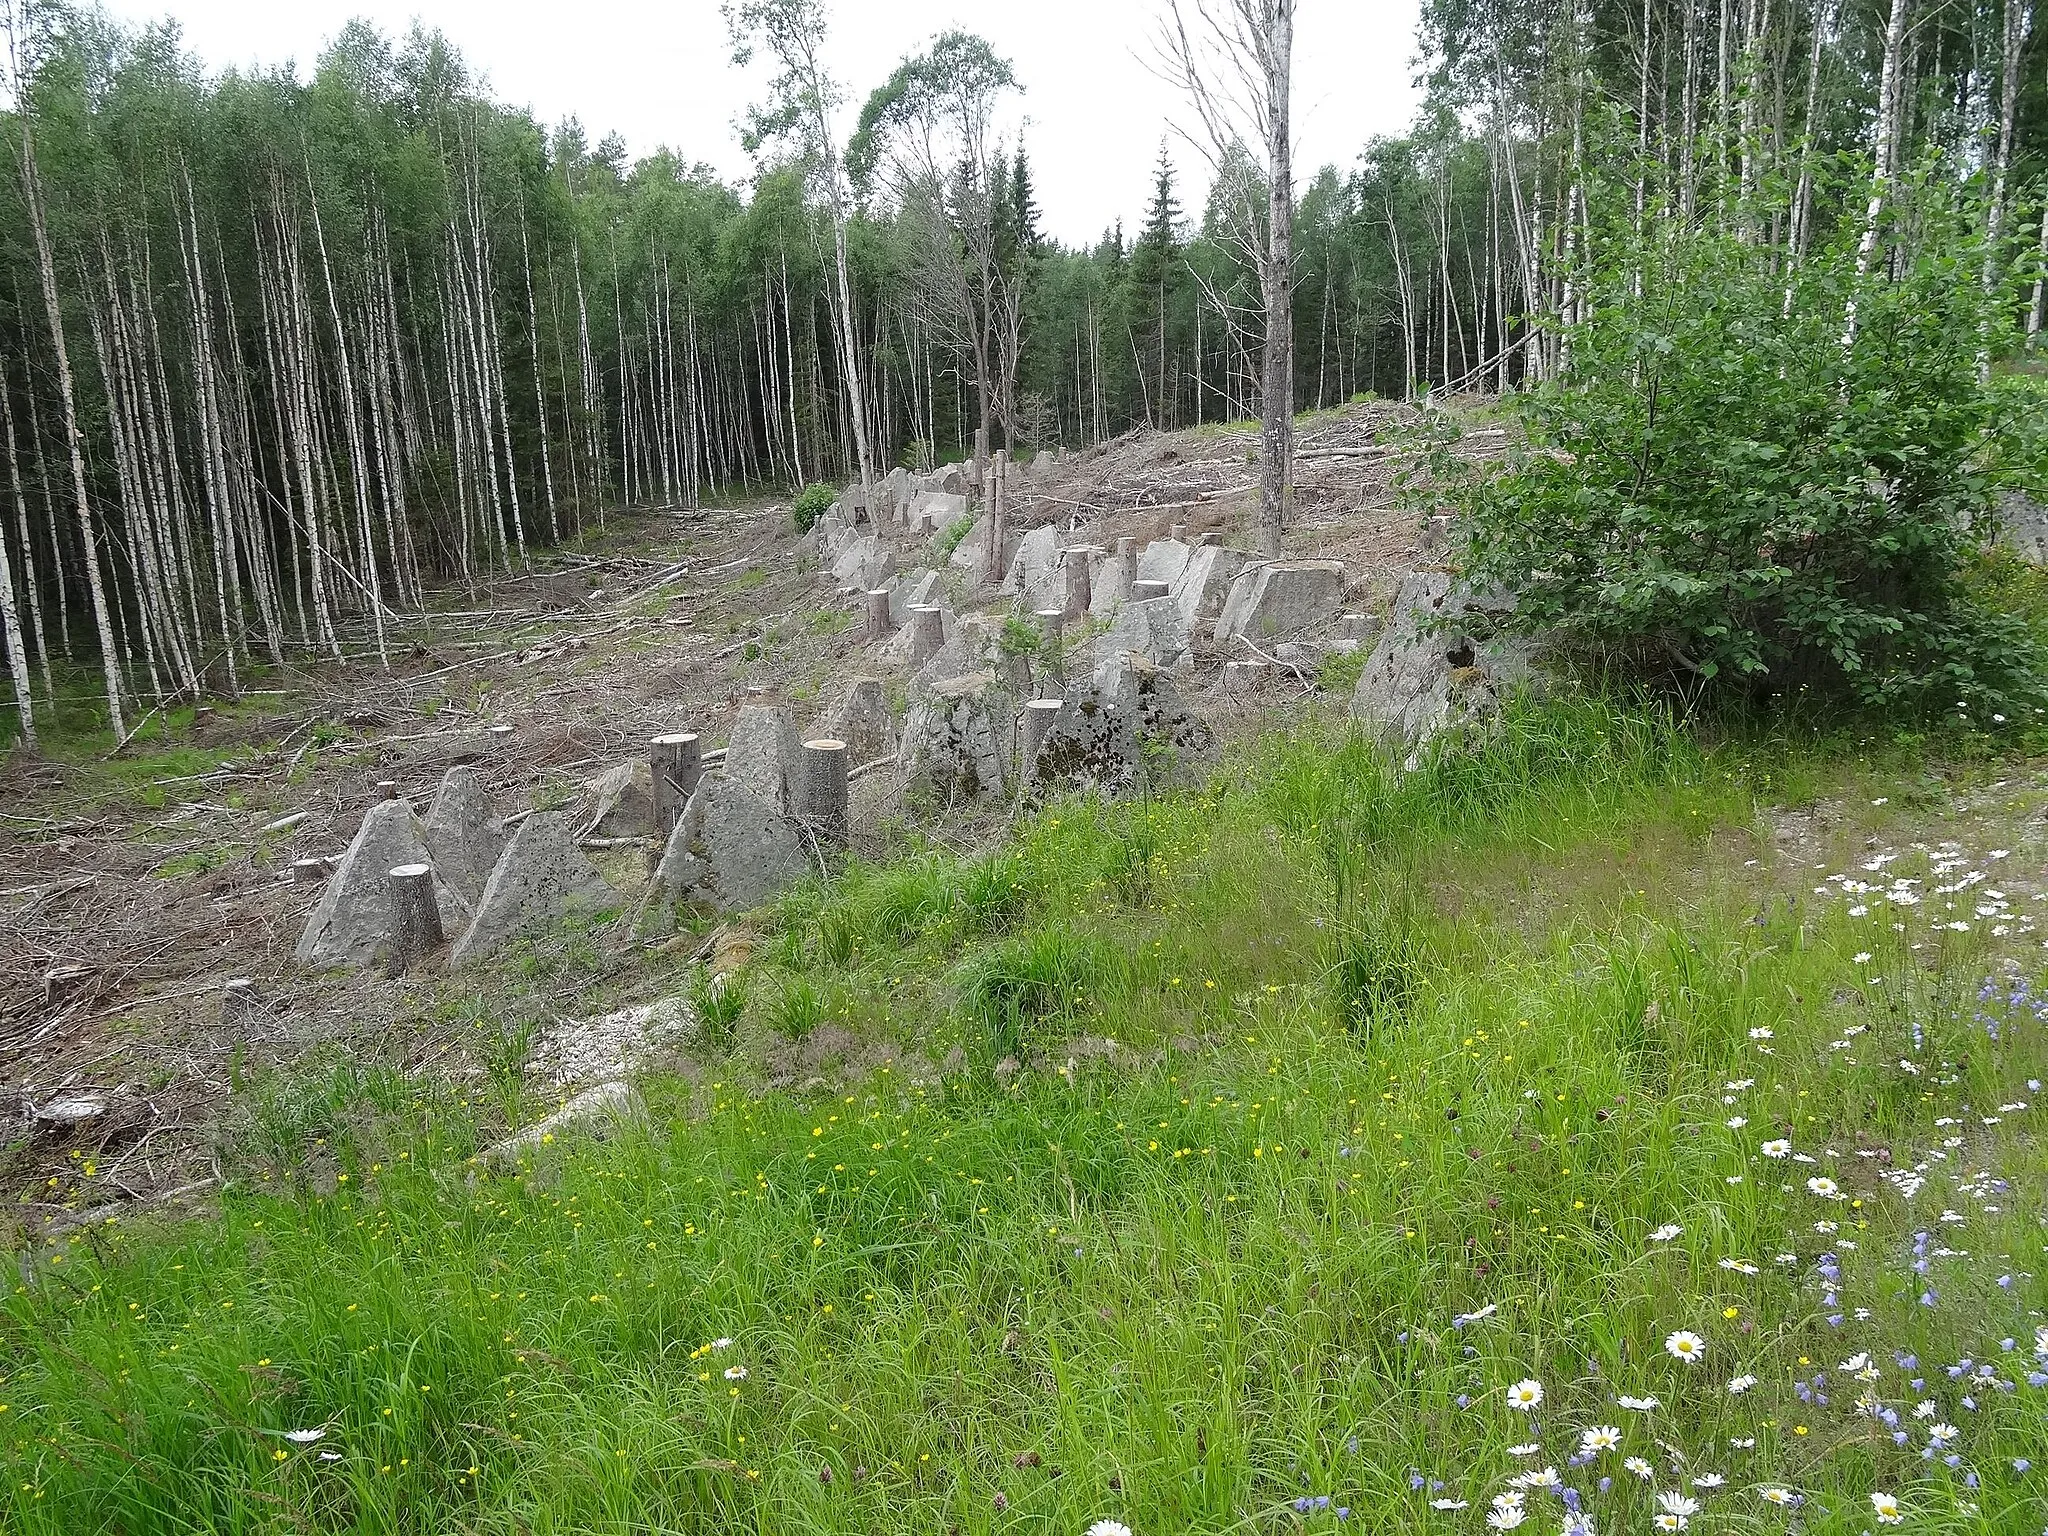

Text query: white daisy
(1761, 1139), (1791, 1158)
(1649, 1224), (1683, 1242)
(1664, 1331), (1706, 1364)
(1580, 1425), (1621, 1452)
(1726, 1374), (1757, 1394)
(1870, 1491), (1902, 1524)
(1505, 1378), (1544, 1411)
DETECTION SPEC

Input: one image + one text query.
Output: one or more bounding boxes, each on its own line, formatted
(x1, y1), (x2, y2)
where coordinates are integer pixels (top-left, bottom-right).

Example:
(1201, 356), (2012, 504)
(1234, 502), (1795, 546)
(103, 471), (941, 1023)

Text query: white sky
(99, 0), (1423, 247)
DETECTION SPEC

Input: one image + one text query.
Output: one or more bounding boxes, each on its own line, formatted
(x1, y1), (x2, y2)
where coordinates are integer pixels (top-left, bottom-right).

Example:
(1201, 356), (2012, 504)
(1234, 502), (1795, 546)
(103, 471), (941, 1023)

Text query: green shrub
(791, 482), (837, 533)
(1454, 170), (2047, 721)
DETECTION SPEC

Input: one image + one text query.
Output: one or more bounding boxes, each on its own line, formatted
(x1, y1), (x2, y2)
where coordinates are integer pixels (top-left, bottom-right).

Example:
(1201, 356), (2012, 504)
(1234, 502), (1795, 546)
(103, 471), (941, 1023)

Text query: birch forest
(0, 0), (2042, 746)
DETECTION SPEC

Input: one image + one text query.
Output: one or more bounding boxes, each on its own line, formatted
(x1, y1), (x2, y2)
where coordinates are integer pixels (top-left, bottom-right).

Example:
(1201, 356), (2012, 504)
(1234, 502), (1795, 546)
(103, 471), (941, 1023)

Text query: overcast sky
(97, 0), (1423, 247)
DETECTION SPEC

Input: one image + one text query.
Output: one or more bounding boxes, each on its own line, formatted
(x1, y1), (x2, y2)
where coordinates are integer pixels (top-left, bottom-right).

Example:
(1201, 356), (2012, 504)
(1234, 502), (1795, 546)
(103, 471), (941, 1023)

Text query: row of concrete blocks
(294, 725), (863, 975)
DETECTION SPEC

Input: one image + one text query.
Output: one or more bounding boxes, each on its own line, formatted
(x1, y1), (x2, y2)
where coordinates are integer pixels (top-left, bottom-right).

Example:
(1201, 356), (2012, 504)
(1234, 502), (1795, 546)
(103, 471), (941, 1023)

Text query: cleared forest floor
(1, 400), (1492, 1219)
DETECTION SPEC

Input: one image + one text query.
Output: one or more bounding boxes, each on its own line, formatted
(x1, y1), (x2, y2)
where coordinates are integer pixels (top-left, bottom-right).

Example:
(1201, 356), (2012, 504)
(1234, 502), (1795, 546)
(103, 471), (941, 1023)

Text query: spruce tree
(1126, 145), (1182, 428)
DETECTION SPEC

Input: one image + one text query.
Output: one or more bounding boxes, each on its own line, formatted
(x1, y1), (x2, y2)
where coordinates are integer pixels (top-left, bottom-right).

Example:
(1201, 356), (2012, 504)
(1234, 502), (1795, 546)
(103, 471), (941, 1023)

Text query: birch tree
(1156, 0), (1295, 557)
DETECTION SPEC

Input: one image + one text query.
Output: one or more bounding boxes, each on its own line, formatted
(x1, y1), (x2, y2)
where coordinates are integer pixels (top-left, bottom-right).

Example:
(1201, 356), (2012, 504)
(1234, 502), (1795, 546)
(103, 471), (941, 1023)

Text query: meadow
(7, 704), (2047, 1534)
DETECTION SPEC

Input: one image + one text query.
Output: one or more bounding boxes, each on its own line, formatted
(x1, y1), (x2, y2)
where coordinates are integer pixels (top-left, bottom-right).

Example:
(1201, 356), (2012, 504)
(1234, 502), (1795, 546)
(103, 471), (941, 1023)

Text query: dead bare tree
(1155, 0), (1294, 557)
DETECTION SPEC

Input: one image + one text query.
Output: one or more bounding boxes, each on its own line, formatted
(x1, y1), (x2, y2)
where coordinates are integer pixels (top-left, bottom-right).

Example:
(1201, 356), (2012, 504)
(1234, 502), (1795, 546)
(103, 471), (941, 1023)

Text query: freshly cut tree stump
(908, 604), (945, 665)
(797, 738), (850, 848)
(487, 723), (515, 752)
(865, 588), (893, 639)
(1063, 547), (1092, 619)
(376, 780), (398, 801)
(291, 857), (327, 884)
(650, 733), (702, 839)
(1133, 579), (1171, 601)
(387, 862), (444, 974)
(1116, 535), (1137, 599)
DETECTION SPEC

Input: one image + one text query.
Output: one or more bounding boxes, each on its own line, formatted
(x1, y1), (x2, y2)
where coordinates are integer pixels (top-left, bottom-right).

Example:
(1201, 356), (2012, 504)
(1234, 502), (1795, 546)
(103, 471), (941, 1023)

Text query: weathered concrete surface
(528, 997), (695, 1088)
(819, 676), (897, 764)
(1136, 538), (1193, 589)
(1174, 544), (1247, 626)
(1351, 569), (1535, 757)
(1096, 595), (1193, 669)
(422, 767), (504, 907)
(1033, 651), (1211, 797)
(451, 811), (619, 966)
(999, 525), (1060, 599)
(900, 672), (1013, 799)
(638, 775), (812, 927)
(477, 1081), (643, 1171)
(297, 800), (469, 970)
(725, 704), (801, 813)
(1215, 559), (1346, 643)
(1998, 490), (2048, 563)
(831, 533), (897, 591)
(910, 489), (970, 535)
(578, 758), (655, 839)
(888, 568), (944, 626)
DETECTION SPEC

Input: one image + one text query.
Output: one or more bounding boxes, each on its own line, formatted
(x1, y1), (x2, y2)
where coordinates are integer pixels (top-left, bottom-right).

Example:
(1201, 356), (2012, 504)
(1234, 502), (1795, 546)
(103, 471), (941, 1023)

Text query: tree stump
(1133, 579), (1171, 601)
(1116, 535), (1137, 600)
(1019, 698), (1063, 785)
(386, 863), (444, 974)
(866, 588), (893, 639)
(221, 977), (261, 1025)
(797, 738), (850, 848)
(376, 780), (398, 802)
(487, 723), (515, 752)
(1169, 522), (1188, 544)
(908, 605), (945, 666)
(651, 732), (702, 839)
(1223, 659), (1272, 694)
(43, 964), (93, 1008)
(291, 857), (327, 884)
(1063, 547), (1092, 620)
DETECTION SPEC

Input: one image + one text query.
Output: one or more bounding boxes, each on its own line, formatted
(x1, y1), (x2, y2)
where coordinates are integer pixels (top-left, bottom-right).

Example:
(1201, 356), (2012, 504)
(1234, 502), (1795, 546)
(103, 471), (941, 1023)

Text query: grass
(7, 704), (2048, 1533)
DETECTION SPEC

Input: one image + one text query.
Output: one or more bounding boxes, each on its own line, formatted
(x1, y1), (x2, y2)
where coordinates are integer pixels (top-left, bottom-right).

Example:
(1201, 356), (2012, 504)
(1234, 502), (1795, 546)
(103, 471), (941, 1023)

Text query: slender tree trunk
(518, 194), (559, 538)
(1, 362), (52, 703)
(0, 369), (36, 748)
(1843, 0), (1911, 348)
(1255, 0), (1295, 558)
(15, 108), (125, 735)
(1978, 0), (2029, 376)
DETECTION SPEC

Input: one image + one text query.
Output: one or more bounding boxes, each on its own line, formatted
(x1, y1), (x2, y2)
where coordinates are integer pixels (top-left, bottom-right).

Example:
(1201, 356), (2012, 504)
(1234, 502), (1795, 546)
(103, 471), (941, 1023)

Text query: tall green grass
(7, 704), (2044, 1533)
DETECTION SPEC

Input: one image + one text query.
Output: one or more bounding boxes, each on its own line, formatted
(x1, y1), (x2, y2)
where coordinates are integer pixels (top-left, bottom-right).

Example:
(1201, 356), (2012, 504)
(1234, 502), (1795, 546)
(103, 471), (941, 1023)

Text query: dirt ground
(0, 399), (1500, 1225)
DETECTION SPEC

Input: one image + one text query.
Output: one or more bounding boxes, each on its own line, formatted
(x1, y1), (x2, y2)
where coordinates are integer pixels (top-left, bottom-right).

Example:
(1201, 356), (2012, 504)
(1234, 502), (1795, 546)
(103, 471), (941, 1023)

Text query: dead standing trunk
(1256, 1), (1294, 558)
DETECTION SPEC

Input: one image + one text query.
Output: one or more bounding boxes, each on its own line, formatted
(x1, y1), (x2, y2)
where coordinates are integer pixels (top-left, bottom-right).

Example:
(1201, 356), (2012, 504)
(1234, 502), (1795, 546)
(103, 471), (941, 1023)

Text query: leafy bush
(1456, 173), (2046, 720)
(791, 482), (837, 533)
